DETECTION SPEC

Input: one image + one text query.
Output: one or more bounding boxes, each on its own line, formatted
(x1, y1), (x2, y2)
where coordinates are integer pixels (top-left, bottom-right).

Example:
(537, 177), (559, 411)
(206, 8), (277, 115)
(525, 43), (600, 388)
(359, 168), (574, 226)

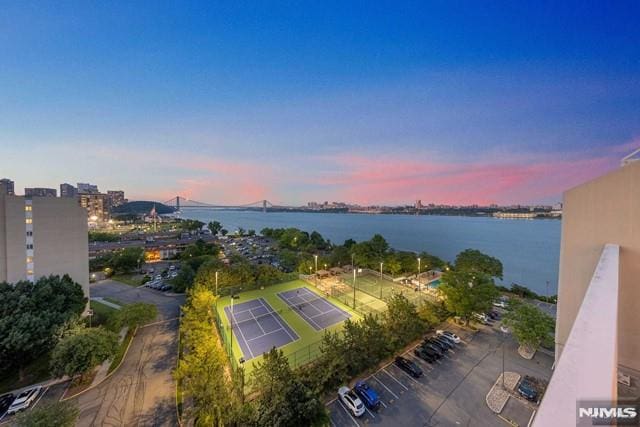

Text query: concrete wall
(0, 194), (89, 298)
(557, 160), (640, 371)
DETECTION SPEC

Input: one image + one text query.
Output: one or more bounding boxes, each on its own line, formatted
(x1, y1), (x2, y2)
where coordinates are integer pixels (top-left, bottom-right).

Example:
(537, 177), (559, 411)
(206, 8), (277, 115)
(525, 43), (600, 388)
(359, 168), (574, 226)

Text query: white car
(436, 330), (461, 344)
(338, 386), (365, 417)
(493, 301), (507, 308)
(7, 386), (42, 415)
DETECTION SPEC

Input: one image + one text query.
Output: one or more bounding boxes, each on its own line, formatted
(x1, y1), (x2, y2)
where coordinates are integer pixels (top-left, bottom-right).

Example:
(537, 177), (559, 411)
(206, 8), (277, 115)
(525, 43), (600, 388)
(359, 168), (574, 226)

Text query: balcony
(533, 244), (619, 426)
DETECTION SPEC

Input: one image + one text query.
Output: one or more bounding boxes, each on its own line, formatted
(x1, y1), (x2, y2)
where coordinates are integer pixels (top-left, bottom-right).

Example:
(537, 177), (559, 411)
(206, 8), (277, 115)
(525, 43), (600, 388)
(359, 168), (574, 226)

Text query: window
(25, 218), (32, 224)
(26, 244), (33, 250)
(26, 256), (33, 263)
(26, 270), (34, 275)
(25, 205), (32, 211)
(26, 231), (33, 236)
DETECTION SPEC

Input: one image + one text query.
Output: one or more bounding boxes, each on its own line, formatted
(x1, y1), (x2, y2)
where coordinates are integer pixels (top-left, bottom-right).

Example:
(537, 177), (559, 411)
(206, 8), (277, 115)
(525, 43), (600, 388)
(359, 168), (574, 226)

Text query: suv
(414, 346), (437, 363)
(431, 336), (453, 350)
(394, 356), (423, 378)
(0, 393), (14, 415)
(517, 376), (538, 402)
(354, 381), (381, 410)
(7, 386), (41, 415)
(436, 330), (461, 344)
(424, 339), (448, 353)
(338, 386), (365, 417)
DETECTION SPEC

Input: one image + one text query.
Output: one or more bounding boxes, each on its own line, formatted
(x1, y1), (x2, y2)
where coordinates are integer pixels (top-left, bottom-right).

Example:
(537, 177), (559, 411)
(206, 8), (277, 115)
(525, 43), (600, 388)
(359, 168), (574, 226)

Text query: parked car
(493, 300), (507, 308)
(414, 346), (438, 363)
(425, 338), (448, 353)
(473, 312), (491, 324)
(354, 381), (381, 410)
(435, 333), (457, 346)
(7, 386), (41, 415)
(436, 330), (461, 344)
(338, 386), (365, 417)
(394, 356), (423, 378)
(0, 393), (15, 415)
(430, 336), (453, 350)
(169, 265), (176, 271)
(488, 310), (501, 320)
(518, 377), (538, 401)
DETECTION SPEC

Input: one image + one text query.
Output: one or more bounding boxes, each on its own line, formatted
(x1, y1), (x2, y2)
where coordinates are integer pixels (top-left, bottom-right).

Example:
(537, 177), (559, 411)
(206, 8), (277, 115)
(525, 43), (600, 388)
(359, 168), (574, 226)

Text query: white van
(7, 386), (42, 414)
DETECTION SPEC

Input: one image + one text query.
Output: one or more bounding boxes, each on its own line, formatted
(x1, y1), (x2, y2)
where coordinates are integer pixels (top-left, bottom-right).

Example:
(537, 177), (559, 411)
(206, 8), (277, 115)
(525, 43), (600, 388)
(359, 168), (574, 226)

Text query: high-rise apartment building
(60, 183), (77, 198)
(77, 183), (99, 194)
(0, 194), (88, 297)
(78, 193), (110, 223)
(0, 179), (15, 196)
(106, 190), (126, 209)
(24, 187), (57, 198)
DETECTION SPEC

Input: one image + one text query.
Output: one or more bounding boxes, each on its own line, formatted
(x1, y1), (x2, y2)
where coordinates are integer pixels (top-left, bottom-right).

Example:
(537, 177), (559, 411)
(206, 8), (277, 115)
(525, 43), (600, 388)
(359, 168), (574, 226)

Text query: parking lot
(327, 322), (553, 426)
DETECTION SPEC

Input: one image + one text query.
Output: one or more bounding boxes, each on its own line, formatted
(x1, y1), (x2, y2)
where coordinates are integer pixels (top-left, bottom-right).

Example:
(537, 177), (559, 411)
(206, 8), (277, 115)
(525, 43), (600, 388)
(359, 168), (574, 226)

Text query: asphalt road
(75, 280), (184, 426)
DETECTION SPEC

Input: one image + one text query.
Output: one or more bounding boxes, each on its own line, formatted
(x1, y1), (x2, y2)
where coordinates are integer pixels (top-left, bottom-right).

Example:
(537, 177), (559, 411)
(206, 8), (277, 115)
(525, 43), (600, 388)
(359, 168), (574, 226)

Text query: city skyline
(2, 1), (639, 205)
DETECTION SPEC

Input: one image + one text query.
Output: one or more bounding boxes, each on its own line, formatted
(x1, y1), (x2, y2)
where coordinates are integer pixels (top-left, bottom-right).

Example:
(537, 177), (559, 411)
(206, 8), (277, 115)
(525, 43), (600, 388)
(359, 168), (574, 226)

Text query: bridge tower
(263, 200), (267, 213)
(176, 196), (180, 211)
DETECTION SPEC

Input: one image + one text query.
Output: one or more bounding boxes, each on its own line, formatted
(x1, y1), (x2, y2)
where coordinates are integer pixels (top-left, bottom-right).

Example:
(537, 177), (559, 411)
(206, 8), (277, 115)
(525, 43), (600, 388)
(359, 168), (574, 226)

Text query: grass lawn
(0, 352), (52, 394)
(90, 299), (118, 328)
(108, 328), (134, 374)
(111, 274), (144, 287)
(215, 280), (360, 375)
(102, 296), (125, 307)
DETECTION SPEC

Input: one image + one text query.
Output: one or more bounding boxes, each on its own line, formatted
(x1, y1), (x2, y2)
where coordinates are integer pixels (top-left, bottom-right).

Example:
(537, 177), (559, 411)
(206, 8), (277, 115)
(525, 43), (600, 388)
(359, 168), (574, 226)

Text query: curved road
(75, 280), (184, 427)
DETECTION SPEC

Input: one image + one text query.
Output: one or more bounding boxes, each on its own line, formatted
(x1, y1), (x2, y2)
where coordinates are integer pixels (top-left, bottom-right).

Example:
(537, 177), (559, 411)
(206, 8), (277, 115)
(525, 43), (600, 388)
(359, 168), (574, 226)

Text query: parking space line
(408, 354), (433, 371)
(372, 375), (399, 400)
(381, 369), (409, 391)
(337, 399), (361, 427)
(390, 365), (424, 387)
(365, 407), (376, 419)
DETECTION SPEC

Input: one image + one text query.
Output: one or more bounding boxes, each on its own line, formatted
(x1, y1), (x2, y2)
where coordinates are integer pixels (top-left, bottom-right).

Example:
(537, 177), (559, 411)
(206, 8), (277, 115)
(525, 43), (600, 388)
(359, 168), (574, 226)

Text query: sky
(1, 1), (639, 206)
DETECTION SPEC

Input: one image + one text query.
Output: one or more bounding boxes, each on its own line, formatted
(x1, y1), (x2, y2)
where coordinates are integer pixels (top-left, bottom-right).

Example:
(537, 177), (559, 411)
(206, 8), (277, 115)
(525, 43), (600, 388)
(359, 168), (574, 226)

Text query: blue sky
(1, 1), (639, 205)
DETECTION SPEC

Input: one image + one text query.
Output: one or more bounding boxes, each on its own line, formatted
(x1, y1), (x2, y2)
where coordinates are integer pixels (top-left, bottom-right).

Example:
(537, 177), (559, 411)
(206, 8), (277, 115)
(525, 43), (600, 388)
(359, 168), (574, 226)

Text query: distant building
(0, 179), (15, 195)
(78, 193), (110, 224)
(24, 187), (57, 197)
(0, 194), (88, 297)
(106, 190), (127, 210)
(415, 199), (422, 210)
(77, 183), (99, 194)
(60, 183), (77, 198)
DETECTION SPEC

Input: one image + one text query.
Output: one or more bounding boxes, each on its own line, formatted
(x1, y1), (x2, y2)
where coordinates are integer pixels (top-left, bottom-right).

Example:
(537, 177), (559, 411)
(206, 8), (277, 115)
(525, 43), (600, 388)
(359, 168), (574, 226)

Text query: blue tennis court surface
(224, 298), (298, 360)
(278, 287), (352, 331)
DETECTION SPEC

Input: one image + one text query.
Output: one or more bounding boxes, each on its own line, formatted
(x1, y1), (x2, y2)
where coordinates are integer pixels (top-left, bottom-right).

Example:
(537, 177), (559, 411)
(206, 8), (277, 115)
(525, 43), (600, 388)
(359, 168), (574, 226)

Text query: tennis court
(277, 287), (352, 331)
(223, 298), (299, 360)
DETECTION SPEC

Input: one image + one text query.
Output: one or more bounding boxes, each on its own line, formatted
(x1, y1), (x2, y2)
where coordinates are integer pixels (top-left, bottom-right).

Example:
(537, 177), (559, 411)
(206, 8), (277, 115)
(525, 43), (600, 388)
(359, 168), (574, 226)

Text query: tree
(171, 264), (195, 293)
(255, 265), (285, 285)
(438, 270), (499, 325)
(220, 228), (228, 236)
(0, 275), (86, 380)
(15, 401), (79, 427)
(175, 285), (240, 425)
(109, 303), (158, 331)
(383, 294), (425, 348)
(110, 247), (144, 274)
(503, 301), (555, 351)
(50, 327), (118, 381)
(247, 229), (256, 237)
(207, 221), (223, 235)
(251, 348), (327, 427)
(454, 249), (503, 279)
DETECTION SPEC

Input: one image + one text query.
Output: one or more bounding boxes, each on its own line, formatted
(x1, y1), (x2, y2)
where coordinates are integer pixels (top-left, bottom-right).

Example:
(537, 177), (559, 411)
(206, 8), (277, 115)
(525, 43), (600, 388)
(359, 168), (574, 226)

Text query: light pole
(501, 326), (509, 389)
(239, 357), (246, 404)
(353, 267), (357, 309)
(380, 262), (384, 299)
(417, 257), (421, 291)
(314, 255), (318, 275)
(351, 253), (354, 269)
(230, 294), (240, 355)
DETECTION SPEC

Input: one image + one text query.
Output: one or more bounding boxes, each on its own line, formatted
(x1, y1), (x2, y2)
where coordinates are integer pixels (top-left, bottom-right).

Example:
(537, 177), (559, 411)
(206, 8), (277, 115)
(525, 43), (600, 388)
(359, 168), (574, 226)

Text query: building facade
(0, 179), (15, 195)
(106, 190), (126, 209)
(77, 183), (99, 194)
(60, 183), (77, 198)
(24, 187), (57, 197)
(78, 193), (110, 224)
(0, 194), (89, 297)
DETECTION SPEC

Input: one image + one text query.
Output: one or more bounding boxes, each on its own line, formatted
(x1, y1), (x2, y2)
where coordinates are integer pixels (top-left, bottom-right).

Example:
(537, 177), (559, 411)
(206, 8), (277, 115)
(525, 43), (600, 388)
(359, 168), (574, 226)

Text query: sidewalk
(89, 326), (129, 388)
(90, 297), (122, 310)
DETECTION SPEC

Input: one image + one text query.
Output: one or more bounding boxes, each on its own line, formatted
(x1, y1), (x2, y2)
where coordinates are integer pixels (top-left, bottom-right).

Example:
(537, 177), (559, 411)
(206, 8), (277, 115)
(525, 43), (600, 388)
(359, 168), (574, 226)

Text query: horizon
(2, 1), (639, 205)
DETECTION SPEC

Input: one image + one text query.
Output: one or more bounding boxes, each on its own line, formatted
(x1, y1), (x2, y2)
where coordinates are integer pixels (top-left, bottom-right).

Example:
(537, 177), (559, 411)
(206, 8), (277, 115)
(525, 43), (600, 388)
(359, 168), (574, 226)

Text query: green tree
(171, 264), (195, 293)
(50, 327), (118, 381)
(383, 294), (425, 348)
(175, 285), (239, 425)
(438, 270), (499, 325)
(503, 301), (555, 351)
(0, 275), (86, 380)
(454, 249), (503, 279)
(110, 247), (144, 274)
(251, 348), (327, 427)
(109, 303), (158, 331)
(247, 229), (256, 236)
(15, 401), (79, 427)
(255, 265), (285, 285)
(207, 221), (223, 235)
(220, 228), (228, 236)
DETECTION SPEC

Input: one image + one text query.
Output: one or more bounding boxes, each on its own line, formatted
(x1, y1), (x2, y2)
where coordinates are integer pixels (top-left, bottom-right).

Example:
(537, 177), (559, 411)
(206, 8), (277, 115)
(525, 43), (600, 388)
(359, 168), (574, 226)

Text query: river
(180, 210), (561, 295)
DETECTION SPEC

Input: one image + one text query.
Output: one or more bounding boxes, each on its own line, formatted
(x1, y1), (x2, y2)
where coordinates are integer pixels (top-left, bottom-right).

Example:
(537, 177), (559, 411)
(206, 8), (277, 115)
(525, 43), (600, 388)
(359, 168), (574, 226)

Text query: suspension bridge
(162, 196), (293, 213)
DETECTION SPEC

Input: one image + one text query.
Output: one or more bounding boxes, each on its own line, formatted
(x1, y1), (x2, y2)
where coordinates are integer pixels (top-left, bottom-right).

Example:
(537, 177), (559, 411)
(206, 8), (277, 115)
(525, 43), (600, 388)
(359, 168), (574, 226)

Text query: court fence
(216, 272), (299, 298)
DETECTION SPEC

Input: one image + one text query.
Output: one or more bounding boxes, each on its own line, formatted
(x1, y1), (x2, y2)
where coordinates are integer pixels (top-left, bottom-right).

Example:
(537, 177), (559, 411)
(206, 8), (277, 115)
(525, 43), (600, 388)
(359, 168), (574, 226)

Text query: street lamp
(501, 326), (509, 389)
(230, 294), (240, 354)
(380, 262), (384, 299)
(314, 255), (318, 275)
(417, 257), (421, 291)
(353, 267), (357, 309)
(239, 357), (246, 404)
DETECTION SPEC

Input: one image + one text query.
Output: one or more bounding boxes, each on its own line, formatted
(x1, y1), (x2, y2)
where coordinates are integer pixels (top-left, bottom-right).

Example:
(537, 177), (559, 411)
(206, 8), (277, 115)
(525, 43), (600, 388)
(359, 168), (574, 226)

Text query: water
(180, 210), (561, 295)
